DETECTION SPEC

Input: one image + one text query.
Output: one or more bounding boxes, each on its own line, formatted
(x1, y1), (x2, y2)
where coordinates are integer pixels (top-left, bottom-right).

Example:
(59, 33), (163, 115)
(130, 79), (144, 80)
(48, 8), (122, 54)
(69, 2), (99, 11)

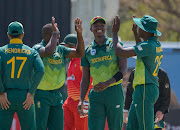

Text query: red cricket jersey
(67, 58), (93, 101)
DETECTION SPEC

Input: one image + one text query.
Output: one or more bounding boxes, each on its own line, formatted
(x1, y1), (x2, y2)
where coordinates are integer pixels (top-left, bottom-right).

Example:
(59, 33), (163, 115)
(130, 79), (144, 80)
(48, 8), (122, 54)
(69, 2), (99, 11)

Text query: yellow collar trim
(10, 38), (23, 44)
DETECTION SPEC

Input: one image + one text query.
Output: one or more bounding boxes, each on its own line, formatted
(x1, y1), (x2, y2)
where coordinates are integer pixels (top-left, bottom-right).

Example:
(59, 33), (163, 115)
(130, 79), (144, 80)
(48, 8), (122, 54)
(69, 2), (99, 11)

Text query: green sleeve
(0, 55), (5, 92)
(28, 51), (45, 94)
(133, 42), (154, 58)
(61, 45), (71, 58)
(81, 53), (90, 67)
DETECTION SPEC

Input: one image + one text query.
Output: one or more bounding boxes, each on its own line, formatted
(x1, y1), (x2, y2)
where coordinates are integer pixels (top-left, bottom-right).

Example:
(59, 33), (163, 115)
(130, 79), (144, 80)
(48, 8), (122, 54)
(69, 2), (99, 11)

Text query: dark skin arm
(132, 15), (142, 44)
(77, 67), (90, 115)
(94, 58), (127, 92)
(66, 18), (85, 58)
(39, 17), (59, 57)
(112, 15), (136, 58)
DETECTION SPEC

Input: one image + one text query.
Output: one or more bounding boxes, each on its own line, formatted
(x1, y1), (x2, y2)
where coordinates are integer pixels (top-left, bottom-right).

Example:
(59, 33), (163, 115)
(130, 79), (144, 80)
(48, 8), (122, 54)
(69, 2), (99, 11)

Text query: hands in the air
(112, 15), (120, 33)
(75, 17), (83, 34)
(51, 16), (59, 32)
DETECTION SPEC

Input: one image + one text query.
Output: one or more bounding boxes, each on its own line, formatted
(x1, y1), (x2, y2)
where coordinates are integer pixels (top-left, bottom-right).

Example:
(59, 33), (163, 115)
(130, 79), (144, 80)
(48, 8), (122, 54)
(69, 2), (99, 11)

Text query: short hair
(9, 34), (22, 39)
(42, 23), (52, 38)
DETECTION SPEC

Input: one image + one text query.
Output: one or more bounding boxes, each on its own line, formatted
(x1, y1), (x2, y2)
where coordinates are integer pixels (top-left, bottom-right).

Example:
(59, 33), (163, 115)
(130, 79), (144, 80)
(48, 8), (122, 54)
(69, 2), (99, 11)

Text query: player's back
(0, 43), (38, 90)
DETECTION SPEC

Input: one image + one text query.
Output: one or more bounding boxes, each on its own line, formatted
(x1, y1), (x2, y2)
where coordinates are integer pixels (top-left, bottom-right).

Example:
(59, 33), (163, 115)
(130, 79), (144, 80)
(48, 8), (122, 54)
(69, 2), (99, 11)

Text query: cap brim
(91, 19), (106, 26)
(133, 18), (162, 36)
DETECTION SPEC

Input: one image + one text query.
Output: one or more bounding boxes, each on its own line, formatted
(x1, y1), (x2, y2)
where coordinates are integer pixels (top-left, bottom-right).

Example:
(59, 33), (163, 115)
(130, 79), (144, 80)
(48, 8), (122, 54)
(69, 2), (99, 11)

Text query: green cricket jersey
(0, 38), (44, 94)
(81, 37), (123, 87)
(33, 40), (71, 90)
(133, 37), (163, 89)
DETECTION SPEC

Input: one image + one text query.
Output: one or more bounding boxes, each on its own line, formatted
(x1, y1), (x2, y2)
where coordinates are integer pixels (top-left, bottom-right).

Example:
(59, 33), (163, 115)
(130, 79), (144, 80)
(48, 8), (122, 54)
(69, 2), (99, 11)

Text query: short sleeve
(61, 45), (71, 58)
(81, 54), (90, 67)
(133, 42), (154, 58)
(33, 44), (44, 53)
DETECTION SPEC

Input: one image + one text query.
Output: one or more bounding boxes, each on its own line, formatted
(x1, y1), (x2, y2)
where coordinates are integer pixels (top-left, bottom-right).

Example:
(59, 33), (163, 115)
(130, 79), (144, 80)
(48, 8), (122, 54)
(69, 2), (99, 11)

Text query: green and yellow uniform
(81, 37), (124, 130)
(0, 39), (44, 130)
(126, 37), (163, 130)
(33, 40), (71, 130)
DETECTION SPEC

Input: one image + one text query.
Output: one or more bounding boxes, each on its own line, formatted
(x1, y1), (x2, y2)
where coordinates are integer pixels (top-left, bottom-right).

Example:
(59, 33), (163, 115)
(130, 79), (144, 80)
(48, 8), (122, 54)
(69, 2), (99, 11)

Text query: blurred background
(0, 0), (180, 129)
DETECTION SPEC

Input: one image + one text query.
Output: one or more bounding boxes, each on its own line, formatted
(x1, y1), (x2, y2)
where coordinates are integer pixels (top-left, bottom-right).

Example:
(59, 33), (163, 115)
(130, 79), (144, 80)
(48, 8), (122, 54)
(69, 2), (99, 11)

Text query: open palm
(75, 17), (83, 34)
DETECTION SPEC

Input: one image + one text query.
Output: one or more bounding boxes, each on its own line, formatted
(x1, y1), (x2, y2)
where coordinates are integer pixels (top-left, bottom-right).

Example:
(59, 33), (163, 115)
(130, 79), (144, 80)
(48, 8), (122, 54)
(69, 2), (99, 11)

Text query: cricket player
(0, 21), (44, 130)
(124, 68), (170, 130)
(33, 17), (85, 130)
(62, 34), (93, 130)
(77, 16), (127, 130)
(112, 15), (163, 130)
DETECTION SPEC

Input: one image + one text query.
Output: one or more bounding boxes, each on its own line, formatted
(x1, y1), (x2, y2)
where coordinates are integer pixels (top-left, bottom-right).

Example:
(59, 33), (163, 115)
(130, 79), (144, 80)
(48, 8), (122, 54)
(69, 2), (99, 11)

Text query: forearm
(43, 33), (57, 56)
(80, 78), (90, 102)
(76, 33), (85, 57)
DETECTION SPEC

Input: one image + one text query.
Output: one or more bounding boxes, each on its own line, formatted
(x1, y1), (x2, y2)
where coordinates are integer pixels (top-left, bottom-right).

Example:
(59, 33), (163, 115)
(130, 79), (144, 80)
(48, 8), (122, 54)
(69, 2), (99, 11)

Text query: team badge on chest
(91, 49), (96, 55)
(106, 46), (110, 52)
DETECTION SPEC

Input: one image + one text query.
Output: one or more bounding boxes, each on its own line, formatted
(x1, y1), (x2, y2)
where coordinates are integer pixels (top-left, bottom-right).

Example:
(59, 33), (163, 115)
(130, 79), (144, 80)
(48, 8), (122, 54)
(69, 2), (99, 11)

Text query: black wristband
(113, 71), (123, 82)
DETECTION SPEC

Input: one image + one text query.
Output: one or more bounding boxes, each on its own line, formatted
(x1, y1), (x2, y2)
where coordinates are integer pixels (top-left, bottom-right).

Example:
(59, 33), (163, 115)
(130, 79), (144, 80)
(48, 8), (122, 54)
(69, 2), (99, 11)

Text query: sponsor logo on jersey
(91, 55), (112, 63)
(48, 58), (62, 64)
(91, 49), (96, 55)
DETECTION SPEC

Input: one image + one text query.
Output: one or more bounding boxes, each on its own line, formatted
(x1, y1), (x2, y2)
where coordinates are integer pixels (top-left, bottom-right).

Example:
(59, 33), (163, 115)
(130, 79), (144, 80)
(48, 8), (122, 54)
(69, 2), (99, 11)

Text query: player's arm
(66, 18), (85, 58)
(124, 70), (135, 110)
(77, 66), (90, 115)
(112, 15), (136, 58)
(23, 51), (45, 110)
(29, 51), (45, 95)
(123, 70), (134, 123)
(39, 17), (59, 57)
(0, 55), (11, 110)
(158, 71), (171, 114)
(94, 58), (127, 92)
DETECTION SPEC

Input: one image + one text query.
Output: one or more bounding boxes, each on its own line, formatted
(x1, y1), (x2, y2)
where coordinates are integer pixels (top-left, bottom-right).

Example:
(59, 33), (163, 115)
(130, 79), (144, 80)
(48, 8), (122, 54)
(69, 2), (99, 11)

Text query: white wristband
(123, 109), (129, 112)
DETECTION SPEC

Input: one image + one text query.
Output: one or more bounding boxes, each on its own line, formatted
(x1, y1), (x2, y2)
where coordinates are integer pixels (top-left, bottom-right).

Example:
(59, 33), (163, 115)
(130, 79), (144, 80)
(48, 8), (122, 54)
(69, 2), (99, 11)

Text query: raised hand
(75, 17), (83, 34)
(23, 92), (34, 110)
(112, 15), (120, 33)
(51, 16), (58, 32)
(0, 92), (11, 110)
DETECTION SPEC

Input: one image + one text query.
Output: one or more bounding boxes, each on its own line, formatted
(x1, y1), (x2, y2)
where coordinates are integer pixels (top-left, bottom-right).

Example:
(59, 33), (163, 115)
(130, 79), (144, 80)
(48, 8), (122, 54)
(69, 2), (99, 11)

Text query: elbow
(45, 49), (54, 56)
(76, 51), (85, 58)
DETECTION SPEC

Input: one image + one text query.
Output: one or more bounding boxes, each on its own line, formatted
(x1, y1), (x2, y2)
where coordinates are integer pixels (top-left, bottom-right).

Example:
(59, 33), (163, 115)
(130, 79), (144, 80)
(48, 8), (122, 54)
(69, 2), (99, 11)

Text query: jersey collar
(10, 38), (23, 44)
(92, 36), (109, 47)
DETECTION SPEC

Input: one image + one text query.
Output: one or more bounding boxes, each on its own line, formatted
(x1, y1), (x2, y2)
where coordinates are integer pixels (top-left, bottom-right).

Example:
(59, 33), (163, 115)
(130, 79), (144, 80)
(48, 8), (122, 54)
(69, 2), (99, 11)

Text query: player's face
(91, 21), (106, 37)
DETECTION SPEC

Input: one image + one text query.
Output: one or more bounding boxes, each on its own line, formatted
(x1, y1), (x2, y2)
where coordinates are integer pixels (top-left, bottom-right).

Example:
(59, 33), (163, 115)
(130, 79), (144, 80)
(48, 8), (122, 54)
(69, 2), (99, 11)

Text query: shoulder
(85, 43), (93, 52)
(158, 68), (168, 78)
(32, 42), (44, 50)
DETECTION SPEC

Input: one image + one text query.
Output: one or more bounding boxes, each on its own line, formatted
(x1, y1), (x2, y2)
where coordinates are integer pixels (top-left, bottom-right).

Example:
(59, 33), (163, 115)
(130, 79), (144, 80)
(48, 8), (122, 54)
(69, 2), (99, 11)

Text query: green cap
(8, 21), (24, 36)
(63, 34), (77, 46)
(133, 15), (162, 36)
(90, 16), (106, 26)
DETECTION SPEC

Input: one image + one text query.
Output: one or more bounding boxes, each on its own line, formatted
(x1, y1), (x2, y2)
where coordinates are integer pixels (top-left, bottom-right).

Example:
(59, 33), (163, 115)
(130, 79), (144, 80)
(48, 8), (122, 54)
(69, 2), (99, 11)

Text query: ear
(90, 27), (92, 32)
(7, 32), (10, 39)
